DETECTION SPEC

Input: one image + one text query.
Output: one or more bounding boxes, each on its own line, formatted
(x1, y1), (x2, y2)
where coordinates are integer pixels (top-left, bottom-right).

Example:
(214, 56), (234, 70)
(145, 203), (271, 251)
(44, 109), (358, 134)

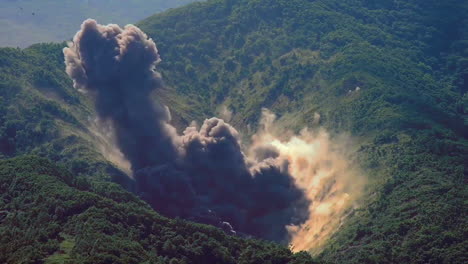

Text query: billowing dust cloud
(251, 109), (365, 253)
(64, 19), (308, 242)
(88, 117), (132, 176)
(64, 19), (365, 251)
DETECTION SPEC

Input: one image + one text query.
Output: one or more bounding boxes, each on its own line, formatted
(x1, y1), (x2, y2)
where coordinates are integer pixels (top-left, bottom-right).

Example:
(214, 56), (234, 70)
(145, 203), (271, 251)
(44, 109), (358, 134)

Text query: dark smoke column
(64, 19), (178, 171)
(64, 19), (309, 243)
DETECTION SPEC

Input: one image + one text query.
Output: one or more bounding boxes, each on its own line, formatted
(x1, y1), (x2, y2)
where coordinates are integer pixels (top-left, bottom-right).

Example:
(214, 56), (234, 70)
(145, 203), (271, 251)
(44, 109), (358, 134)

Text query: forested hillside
(0, 44), (316, 263)
(0, 0), (467, 263)
(0, 156), (316, 263)
(0, 43), (129, 182)
(138, 0), (468, 263)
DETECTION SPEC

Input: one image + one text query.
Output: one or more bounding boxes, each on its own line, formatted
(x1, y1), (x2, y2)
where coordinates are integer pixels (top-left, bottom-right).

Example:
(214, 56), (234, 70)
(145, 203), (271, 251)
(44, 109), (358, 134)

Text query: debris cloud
(65, 20), (365, 250)
(251, 110), (365, 253)
(64, 19), (310, 242)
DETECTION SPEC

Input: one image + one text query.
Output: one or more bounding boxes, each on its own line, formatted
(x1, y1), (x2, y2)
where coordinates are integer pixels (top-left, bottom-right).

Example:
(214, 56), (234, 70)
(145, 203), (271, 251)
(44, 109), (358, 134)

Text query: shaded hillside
(0, 0), (466, 263)
(0, 43), (198, 180)
(0, 18), (316, 264)
(0, 44), (127, 181)
(137, 0), (468, 263)
(0, 156), (316, 264)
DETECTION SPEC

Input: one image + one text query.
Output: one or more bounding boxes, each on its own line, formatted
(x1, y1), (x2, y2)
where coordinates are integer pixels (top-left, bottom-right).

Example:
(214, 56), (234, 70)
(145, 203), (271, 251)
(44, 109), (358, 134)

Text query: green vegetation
(0, 43), (77, 157)
(0, 156), (316, 263)
(0, 43), (128, 181)
(0, 0), (201, 47)
(0, 30), (315, 263)
(44, 235), (75, 264)
(0, 0), (467, 263)
(137, 0), (468, 263)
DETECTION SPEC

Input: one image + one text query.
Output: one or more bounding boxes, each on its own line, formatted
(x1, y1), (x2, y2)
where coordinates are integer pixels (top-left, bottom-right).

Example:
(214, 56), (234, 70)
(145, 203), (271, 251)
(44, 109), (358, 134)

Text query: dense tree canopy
(0, 0), (466, 263)
(138, 0), (467, 263)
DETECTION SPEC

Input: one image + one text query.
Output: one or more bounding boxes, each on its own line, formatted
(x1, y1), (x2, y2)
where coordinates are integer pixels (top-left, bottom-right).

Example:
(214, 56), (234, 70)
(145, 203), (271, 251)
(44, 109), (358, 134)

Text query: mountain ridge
(0, 0), (466, 263)
(137, 0), (467, 262)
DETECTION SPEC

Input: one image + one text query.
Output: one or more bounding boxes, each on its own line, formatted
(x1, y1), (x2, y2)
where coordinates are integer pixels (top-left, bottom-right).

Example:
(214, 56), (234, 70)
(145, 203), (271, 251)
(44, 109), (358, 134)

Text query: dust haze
(64, 19), (366, 250)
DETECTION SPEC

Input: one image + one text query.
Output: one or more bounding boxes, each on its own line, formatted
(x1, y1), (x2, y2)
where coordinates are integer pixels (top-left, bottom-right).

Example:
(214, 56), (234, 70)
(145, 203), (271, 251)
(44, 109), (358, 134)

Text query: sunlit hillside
(0, 0), (466, 263)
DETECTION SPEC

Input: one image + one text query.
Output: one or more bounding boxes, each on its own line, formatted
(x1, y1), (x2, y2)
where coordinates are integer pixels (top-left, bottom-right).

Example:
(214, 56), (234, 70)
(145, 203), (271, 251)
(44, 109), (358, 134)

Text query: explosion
(64, 19), (365, 252)
(249, 110), (365, 252)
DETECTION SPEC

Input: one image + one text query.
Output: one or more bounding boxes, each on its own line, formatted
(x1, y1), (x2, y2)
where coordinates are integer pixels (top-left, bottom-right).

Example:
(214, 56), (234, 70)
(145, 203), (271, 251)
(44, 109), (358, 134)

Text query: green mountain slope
(0, 0), (467, 263)
(0, 0), (201, 48)
(0, 44), (132, 183)
(0, 156), (316, 264)
(0, 19), (315, 264)
(136, 0), (468, 263)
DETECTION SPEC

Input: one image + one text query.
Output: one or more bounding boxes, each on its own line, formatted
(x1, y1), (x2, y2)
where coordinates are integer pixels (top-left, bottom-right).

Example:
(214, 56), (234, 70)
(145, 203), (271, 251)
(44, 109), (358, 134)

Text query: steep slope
(0, 0), (466, 263)
(0, 43), (196, 181)
(0, 0), (201, 47)
(0, 43), (131, 182)
(0, 17), (316, 264)
(137, 0), (468, 263)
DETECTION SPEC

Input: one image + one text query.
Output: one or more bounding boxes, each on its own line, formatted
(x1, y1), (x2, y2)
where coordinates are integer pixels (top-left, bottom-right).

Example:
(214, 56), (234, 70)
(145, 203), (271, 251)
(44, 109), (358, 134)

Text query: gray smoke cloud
(64, 19), (309, 242)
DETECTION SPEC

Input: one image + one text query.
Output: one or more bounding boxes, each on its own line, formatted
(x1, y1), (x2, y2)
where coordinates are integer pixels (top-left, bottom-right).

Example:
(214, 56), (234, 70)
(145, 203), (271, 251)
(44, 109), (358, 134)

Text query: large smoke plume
(64, 19), (310, 242)
(65, 20), (366, 251)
